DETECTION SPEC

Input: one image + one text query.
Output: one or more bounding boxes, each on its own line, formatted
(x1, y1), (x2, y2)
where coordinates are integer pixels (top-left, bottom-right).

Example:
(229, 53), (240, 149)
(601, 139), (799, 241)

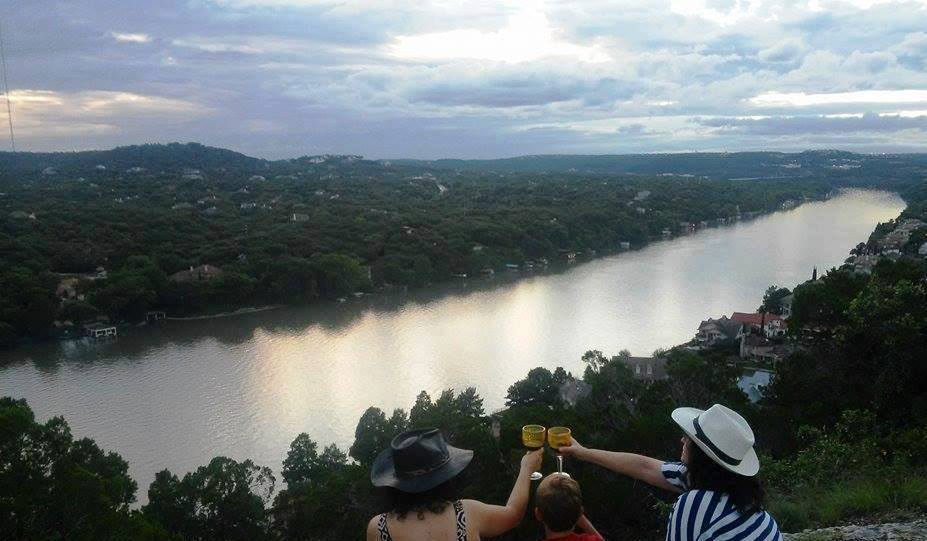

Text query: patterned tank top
(377, 500), (468, 541)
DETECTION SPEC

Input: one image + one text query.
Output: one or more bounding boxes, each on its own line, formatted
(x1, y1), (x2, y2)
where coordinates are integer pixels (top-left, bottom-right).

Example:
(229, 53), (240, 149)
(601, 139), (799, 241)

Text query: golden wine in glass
(548, 426), (572, 477)
(522, 424), (546, 481)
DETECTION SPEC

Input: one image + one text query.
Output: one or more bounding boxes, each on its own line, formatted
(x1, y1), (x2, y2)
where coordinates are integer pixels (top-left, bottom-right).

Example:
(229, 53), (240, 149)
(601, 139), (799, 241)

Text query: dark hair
(385, 478), (461, 521)
(686, 438), (765, 514)
(536, 475), (583, 532)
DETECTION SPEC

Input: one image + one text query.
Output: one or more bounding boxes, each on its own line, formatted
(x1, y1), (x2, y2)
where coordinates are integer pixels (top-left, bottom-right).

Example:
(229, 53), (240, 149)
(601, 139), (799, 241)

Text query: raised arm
(466, 449), (543, 537)
(558, 438), (679, 493)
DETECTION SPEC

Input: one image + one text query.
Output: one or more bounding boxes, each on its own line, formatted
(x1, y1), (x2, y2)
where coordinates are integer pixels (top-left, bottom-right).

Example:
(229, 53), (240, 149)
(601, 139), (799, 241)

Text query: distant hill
(3, 143), (927, 187)
(0, 142), (267, 176)
(393, 150), (927, 179)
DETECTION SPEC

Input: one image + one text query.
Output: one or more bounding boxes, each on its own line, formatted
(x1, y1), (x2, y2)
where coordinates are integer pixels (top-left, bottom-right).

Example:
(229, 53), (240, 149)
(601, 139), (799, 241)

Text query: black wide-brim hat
(371, 428), (474, 493)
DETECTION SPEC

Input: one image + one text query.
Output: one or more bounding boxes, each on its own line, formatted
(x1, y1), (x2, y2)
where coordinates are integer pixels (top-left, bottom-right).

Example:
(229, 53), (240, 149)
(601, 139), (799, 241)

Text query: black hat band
(693, 416), (742, 466)
(397, 454), (451, 478)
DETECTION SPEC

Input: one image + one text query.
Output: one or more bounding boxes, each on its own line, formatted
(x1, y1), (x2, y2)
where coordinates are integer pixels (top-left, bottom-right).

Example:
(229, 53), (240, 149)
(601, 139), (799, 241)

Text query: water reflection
(0, 189), (906, 502)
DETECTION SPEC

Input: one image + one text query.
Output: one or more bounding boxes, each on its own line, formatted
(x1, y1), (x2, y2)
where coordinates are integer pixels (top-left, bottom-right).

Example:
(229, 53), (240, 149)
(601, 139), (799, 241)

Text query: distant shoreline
(163, 305), (283, 321)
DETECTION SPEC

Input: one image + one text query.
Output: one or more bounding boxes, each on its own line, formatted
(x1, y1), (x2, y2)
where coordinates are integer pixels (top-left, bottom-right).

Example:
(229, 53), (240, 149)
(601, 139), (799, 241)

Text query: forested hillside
(3, 144), (888, 347)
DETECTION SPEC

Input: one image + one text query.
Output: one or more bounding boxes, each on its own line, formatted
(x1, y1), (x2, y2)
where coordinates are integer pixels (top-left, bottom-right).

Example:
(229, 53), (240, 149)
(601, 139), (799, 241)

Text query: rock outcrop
(785, 518), (926, 540)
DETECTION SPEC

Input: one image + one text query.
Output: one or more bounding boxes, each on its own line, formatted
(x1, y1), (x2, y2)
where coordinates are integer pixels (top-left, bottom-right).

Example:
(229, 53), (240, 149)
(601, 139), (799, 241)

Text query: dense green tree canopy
(7, 145), (890, 348)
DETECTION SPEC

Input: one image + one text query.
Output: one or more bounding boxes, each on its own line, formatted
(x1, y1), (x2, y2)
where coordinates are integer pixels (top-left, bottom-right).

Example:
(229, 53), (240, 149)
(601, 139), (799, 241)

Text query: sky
(3, 0), (927, 159)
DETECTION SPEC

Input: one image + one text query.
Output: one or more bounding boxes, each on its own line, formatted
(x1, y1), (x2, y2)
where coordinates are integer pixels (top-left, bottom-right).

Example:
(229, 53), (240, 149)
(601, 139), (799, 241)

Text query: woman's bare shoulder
(366, 514), (382, 540)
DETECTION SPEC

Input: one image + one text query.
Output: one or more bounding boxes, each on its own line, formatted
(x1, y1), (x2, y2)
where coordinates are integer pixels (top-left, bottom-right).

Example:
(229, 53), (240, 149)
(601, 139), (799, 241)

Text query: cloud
(8, 0), (927, 157)
(749, 89), (927, 107)
(668, 0), (764, 26)
(758, 39), (806, 63)
(389, 10), (609, 63)
(172, 37), (263, 54)
(111, 32), (152, 43)
(891, 31), (927, 67)
(697, 111), (927, 134)
(9, 89), (211, 143)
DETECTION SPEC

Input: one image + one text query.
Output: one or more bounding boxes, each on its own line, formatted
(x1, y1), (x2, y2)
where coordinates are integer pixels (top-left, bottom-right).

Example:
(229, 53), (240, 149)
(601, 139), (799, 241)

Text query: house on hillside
(779, 294), (794, 318)
(695, 316), (742, 345)
(622, 356), (667, 382)
(731, 312), (786, 339)
(879, 219), (926, 252)
(847, 253), (879, 274)
(292, 213), (310, 222)
(170, 264), (223, 283)
(559, 379), (592, 406)
(740, 335), (792, 365)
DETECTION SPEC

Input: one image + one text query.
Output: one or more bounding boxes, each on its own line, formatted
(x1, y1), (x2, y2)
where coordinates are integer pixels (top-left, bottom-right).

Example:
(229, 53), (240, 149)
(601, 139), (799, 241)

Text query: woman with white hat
(560, 404), (783, 541)
(366, 427), (543, 541)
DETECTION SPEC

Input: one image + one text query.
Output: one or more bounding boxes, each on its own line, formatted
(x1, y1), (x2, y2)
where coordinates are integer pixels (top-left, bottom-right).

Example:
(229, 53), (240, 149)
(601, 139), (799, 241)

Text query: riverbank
(163, 305), (284, 321)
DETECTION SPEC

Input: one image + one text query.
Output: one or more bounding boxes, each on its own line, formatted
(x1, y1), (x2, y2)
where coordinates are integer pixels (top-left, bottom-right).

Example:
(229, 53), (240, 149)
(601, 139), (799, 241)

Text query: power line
(0, 20), (15, 152)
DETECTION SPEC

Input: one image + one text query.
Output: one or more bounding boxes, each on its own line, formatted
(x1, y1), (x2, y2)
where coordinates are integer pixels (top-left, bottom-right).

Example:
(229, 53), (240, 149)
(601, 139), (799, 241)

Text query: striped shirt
(661, 462), (782, 541)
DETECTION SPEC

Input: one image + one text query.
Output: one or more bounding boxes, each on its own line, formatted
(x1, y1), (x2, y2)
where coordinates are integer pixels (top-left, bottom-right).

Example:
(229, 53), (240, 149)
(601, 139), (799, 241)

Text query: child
(534, 474), (604, 541)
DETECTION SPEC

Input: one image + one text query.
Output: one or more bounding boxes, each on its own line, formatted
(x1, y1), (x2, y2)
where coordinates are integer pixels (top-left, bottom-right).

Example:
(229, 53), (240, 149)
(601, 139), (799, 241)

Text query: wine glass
(522, 424), (545, 481)
(547, 426), (572, 478)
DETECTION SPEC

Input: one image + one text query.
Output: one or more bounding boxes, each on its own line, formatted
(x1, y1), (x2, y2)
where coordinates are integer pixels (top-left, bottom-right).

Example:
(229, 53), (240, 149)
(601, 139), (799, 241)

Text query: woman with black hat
(367, 427), (543, 541)
(559, 404), (783, 541)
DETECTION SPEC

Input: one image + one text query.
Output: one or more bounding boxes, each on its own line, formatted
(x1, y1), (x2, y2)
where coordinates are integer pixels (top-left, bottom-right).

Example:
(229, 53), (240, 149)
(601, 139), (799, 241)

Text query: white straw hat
(671, 404), (760, 477)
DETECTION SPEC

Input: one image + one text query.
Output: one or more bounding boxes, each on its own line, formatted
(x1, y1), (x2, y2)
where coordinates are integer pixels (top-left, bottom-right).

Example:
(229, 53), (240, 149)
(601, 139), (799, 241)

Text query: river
(0, 189), (905, 500)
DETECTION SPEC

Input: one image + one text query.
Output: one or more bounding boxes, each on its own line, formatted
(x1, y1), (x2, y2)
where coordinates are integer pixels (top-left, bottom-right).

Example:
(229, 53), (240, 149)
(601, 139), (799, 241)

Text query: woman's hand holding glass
(521, 425), (546, 480)
(556, 437), (585, 459)
(520, 447), (544, 475)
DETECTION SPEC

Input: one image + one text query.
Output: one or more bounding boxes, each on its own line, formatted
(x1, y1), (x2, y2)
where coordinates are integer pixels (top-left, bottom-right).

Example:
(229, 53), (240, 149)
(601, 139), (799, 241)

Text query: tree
(22, 295), (56, 338)
(311, 253), (371, 298)
(579, 350), (642, 431)
(281, 433), (320, 488)
(759, 285), (791, 315)
(455, 387), (485, 418)
(0, 398), (166, 541)
(505, 367), (567, 408)
(144, 456), (275, 541)
(271, 463), (370, 541)
(58, 300), (99, 325)
(349, 407), (394, 466)
(789, 269), (867, 332)
(665, 350), (748, 410)
(843, 278), (927, 425)
(581, 349), (612, 374)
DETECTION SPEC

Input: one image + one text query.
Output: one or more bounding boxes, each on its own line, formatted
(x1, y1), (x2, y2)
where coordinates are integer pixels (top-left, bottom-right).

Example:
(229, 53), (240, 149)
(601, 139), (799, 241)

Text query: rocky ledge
(785, 518), (927, 540)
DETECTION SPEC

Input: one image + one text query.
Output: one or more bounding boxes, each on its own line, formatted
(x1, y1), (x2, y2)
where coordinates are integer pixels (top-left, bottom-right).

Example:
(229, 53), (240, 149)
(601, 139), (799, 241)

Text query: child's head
(534, 473), (584, 533)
